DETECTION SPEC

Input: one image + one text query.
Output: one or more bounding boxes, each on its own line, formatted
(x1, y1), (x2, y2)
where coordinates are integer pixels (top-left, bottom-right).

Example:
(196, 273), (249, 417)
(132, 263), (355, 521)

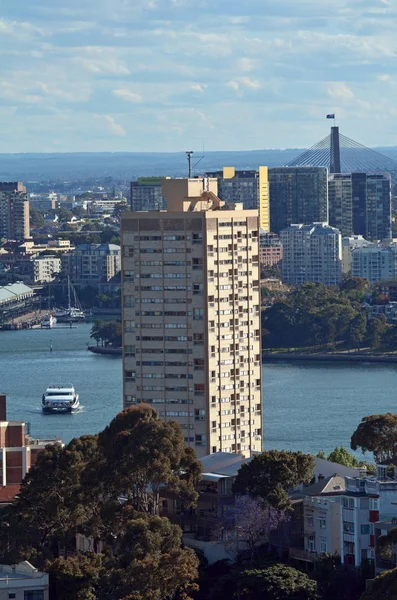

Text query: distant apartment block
(62, 243), (121, 288)
(351, 244), (397, 283)
(280, 223), (342, 286)
(269, 167), (328, 235)
(328, 173), (391, 241)
(342, 235), (374, 274)
(121, 178), (262, 458)
(206, 167), (270, 231)
(259, 230), (282, 268)
(0, 182), (30, 241)
(130, 177), (166, 212)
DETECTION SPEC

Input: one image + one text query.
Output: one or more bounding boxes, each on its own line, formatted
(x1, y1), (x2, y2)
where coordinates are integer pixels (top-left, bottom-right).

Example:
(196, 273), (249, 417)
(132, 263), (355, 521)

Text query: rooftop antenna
(186, 151), (193, 178)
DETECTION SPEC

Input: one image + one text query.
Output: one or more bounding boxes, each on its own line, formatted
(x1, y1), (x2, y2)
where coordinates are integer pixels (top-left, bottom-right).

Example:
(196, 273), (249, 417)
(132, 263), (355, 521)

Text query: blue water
(0, 324), (395, 454)
(0, 323), (122, 443)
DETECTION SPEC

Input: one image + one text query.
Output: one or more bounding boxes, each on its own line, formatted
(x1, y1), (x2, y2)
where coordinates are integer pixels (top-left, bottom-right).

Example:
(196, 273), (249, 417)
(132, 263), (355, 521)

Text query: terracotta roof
(0, 485), (21, 503)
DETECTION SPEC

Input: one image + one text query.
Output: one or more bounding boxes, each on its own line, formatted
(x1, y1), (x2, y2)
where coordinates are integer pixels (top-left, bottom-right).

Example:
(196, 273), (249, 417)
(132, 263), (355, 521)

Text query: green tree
(97, 405), (201, 514)
(209, 564), (318, 600)
(239, 565), (318, 600)
(347, 312), (367, 350)
(351, 413), (397, 462)
(232, 450), (315, 510)
(57, 207), (74, 223)
(30, 207), (45, 228)
(47, 553), (103, 600)
(360, 568), (397, 600)
(366, 317), (388, 350)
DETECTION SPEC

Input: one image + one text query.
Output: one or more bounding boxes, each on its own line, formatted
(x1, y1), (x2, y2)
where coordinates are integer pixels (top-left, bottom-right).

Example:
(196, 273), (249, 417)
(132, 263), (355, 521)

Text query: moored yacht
(42, 384), (79, 413)
(41, 314), (57, 328)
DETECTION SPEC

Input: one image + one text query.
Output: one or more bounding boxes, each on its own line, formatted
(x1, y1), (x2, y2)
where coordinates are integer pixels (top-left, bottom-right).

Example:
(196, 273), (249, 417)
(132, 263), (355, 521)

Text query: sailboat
(41, 282), (57, 328)
(55, 277), (86, 322)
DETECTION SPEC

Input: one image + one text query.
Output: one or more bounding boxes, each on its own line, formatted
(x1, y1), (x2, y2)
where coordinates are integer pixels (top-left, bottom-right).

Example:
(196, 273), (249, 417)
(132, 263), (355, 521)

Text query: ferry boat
(41, 314), (57, 328)
(42, 384), (79, 413)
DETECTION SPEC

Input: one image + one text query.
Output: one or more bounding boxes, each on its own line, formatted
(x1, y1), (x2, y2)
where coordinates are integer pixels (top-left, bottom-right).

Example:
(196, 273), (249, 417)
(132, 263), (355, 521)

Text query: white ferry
(42, 384), (79, 413)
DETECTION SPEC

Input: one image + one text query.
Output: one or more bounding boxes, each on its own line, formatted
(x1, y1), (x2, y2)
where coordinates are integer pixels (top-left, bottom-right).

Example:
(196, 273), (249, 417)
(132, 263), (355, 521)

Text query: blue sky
(1, 0), (397, 152)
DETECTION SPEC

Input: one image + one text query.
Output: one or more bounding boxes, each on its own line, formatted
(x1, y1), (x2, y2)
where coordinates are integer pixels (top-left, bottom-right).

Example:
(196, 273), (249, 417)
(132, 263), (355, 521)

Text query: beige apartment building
(121, 178), (262, 458)
(0, 182), (30, 241)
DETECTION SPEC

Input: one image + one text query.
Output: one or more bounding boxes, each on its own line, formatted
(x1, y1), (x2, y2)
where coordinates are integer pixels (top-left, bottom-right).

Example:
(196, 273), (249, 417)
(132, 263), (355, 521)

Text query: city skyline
(2, 0), (397, 153)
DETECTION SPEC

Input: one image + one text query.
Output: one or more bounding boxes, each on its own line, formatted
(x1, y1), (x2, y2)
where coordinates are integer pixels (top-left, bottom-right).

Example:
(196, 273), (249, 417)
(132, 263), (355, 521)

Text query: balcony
(289, 548), (317, 563)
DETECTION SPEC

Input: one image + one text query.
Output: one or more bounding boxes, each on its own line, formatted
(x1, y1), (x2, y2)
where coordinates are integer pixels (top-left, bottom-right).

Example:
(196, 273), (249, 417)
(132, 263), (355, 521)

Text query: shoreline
(262, 352), (397, 364)
(88, 346), (122, 356)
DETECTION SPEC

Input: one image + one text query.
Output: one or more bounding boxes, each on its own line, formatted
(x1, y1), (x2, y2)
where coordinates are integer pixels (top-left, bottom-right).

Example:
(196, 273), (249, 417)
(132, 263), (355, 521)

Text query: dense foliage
(90, 320), (122, 347)
(316, 446), (376, 473)
(262, 282), (391, 350)
(232, 450), (315, 510)
(0, 405), (201, 600)
(361, 568), (397, 600)
(351, 413), (397, 462)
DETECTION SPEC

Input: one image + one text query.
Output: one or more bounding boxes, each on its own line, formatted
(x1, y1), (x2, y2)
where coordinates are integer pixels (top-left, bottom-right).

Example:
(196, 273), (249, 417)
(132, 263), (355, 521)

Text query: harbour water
(0, 324), (396, 454)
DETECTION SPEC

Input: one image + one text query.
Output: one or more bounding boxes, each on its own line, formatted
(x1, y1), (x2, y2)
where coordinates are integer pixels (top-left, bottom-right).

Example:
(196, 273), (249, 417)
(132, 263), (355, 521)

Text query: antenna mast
(186, 151), (193, 178)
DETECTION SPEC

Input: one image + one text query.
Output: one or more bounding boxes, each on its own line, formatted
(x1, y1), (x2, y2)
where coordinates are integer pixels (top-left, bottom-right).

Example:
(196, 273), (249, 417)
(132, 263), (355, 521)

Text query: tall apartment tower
(121, 178), (262, 458)
(0, 182), (30, 241)
(269, 167), (328, 235)
(280, 222), (342, 286)
(328, 173), (391, 241)
(130, 177), (166, 212)
(206, 167), (270, 232)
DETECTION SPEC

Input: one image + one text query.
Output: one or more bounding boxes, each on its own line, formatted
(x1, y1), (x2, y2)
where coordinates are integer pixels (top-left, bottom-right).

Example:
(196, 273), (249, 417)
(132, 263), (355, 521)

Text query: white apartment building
(32, 256), (61, 283)
(121, 179), (262, 458)
(280, 222), (342, 286)
(342, 235), (374, 274)
(351, 244), (397, 284)
(0, 562), (48, 600)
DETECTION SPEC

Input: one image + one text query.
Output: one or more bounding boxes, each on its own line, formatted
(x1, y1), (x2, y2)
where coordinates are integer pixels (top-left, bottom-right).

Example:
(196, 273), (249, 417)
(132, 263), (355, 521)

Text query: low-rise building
(351, 244), (397, 283)
(0, 394), (63, 504)
(62, 243), (121, 288)
(0, 561), (49, 600)
(32, 256), (61, 283)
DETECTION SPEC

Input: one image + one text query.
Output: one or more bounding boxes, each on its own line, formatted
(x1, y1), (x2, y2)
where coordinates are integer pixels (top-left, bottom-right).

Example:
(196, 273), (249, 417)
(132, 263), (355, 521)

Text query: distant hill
(1, 147), (397, 183)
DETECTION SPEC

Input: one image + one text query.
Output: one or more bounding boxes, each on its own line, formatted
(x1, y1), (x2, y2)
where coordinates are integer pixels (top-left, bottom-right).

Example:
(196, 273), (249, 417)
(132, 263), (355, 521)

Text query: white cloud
(113, 89), (143, 103)
(190, 83), (206, 93)
(78, 57), (130, 75)
(327, 82), (355, 102)
(95, 114), (127, 137)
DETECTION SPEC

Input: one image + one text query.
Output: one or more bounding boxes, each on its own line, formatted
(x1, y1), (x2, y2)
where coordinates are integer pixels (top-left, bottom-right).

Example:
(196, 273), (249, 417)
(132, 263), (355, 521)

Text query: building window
(306, 516), (313, 526)
(320, 538), (327, 553)
(369, 498), (379, 510)
(342, 497), (354, 509)
(343, 522), (354, 534)
(319, 518), (326, 529)
(360, 524), (370, 535)
(24, 593), (45, 600)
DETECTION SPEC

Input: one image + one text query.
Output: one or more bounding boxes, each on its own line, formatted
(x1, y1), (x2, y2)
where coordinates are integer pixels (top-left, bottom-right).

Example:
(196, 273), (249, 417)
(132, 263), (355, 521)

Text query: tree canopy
(0, 405), (201, 600)
(351, 413), (397, 463)
(360, 568), (397, 600)
(232, 450), (315, 510)
(90, 320), (122, 347)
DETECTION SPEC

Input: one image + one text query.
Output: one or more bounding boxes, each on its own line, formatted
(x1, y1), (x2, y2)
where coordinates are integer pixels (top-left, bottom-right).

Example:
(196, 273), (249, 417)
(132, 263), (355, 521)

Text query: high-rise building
(328, 173), (391, 241)
(206, 167), (270, 232)
(121, 178), (262, 458)
(130, 177), (166, 212)
(0, 182), (30, 241)
(268, 167), (328, 235)
(280, 223), (342, 286)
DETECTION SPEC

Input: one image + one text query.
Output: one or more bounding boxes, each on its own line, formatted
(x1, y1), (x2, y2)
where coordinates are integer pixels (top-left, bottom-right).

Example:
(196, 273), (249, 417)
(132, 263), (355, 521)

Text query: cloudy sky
(1, 0), (397, 152)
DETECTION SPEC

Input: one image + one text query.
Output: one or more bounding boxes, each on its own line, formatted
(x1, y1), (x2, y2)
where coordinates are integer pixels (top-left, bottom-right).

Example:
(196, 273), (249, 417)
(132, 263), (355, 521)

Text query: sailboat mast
(67, 276), (71, 311)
